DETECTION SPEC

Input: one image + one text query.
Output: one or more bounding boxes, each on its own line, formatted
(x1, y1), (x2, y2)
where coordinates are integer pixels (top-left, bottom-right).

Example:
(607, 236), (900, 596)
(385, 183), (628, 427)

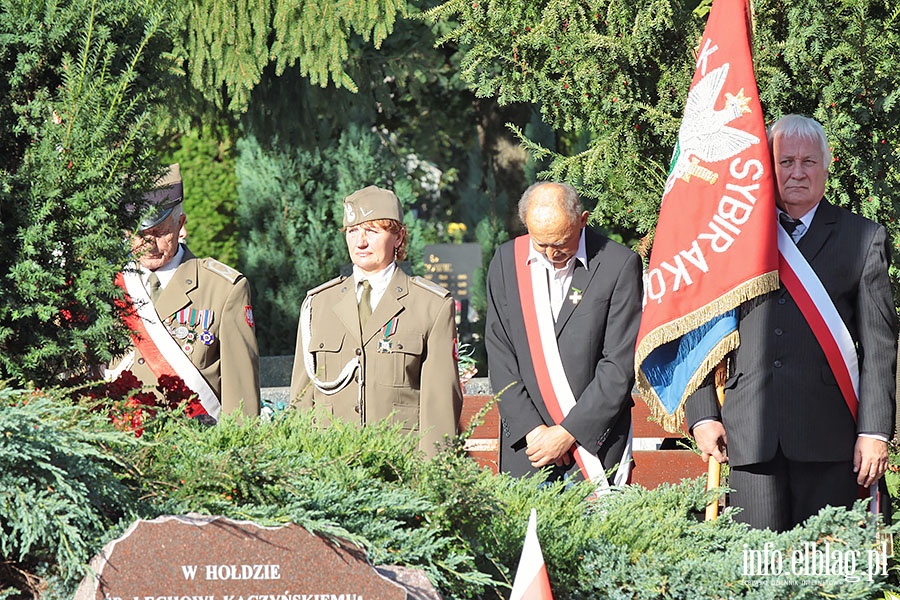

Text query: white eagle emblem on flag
(663, 63), (760, 199)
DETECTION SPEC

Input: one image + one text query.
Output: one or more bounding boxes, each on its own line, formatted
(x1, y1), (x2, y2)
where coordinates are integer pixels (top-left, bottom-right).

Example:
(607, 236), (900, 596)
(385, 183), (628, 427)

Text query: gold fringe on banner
(635, 269), (780, 433)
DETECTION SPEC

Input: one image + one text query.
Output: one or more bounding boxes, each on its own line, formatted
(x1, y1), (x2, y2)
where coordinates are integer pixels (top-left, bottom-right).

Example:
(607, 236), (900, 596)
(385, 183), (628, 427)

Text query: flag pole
(704, 359), (727, 520)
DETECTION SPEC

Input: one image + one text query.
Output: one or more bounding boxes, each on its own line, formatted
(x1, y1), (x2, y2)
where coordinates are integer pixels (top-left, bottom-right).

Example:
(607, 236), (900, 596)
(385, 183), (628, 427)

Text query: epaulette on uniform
(306, 275), (345, 298)
(203, 258), (242, 284)
(410, 276), (451, 298)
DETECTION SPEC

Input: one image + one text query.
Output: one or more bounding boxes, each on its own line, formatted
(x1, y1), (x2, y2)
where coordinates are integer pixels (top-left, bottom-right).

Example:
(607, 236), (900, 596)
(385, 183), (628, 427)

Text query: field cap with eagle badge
(342, 185), (402, 227)
(139, 164), (184, 231)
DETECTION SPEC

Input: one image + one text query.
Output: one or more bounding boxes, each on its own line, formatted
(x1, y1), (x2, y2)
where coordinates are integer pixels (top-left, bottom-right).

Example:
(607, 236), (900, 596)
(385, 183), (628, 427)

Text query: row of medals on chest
(165, 308), (215, 355)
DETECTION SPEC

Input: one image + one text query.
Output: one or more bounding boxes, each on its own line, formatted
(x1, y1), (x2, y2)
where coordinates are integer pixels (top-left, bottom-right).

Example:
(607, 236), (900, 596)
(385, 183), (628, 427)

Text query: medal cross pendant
(569, 289), (583, 305)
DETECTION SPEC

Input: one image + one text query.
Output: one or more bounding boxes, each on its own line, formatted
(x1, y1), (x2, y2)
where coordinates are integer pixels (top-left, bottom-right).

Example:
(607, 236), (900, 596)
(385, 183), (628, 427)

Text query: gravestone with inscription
(421, 243), (482, 340)
(74, 514), (440, 600)
(421, 243), (480, 303)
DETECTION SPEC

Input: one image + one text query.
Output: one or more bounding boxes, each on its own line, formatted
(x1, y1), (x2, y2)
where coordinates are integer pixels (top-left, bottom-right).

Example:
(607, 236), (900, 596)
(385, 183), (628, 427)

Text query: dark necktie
(779, 212), (802, 241)
(358, 280), (372, 328)
(147, 272), (162, 302)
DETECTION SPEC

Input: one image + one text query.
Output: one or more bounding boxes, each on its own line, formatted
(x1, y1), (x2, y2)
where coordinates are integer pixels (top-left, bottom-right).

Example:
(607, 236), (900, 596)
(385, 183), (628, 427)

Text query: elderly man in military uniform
(110, 164), (260, 420)
(290, 185), (462, 457)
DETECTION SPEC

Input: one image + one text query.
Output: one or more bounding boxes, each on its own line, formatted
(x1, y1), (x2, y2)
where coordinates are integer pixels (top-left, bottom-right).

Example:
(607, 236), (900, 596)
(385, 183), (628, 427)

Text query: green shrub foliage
(2, 386), (897, 599)
(164, 126), (239, 266)
(0, 386), (142, 594)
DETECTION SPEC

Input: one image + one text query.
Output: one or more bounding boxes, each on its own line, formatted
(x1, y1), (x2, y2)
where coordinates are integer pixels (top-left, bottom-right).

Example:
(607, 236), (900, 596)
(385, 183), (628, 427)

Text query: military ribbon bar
(382, 317), (398, 338)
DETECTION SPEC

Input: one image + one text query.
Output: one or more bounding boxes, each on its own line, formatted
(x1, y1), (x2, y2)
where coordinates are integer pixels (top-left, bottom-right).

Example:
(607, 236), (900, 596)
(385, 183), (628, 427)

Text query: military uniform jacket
(128, 247), (261, 418)
(290, 267), (463, 457)
(686, 200), (898, 466)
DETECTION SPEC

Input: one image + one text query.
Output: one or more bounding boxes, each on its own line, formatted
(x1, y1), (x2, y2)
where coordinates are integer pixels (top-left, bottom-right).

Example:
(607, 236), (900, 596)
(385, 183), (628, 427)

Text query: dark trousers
(729, 445), (858, 532)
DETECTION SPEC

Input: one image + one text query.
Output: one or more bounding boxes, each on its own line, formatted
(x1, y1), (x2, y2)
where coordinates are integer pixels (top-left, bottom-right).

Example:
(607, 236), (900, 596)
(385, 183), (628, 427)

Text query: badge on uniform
(568, 286), (583, 305)
(377, 317), (398, 353)
(199, 309), (215, 345)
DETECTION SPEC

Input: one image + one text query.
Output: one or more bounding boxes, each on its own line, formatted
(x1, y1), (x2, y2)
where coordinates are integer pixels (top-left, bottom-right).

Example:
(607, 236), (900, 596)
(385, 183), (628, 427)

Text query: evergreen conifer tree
(427, 0), (704, 235)
(175, 0), (408, 112)
(0, 0), (176, 383)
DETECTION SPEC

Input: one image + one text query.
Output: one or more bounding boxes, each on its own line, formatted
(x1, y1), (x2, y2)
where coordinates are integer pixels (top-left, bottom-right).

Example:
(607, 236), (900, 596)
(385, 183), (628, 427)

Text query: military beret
(342, 185), (402, 227)
(139, 164), (184, 231)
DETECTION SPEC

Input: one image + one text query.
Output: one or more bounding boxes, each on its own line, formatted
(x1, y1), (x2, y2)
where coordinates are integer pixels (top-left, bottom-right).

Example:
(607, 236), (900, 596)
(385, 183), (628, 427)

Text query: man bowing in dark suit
(687, 115), (898, 531)
(485, 182), (643, 489)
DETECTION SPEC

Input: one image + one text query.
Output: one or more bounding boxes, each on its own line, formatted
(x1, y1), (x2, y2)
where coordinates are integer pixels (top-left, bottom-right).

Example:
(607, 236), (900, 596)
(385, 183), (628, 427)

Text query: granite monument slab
(74, 514), (417, 600)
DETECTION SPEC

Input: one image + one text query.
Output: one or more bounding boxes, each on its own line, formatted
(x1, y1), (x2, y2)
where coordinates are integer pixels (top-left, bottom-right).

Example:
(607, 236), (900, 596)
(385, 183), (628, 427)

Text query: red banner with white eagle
(634, 0), (779, 432)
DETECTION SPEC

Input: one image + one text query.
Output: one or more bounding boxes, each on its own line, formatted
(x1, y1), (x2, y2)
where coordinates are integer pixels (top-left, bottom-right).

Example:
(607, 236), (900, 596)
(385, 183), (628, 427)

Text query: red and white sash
(514, 236), (632, 493)
(777, 225), (879, 510)
(777, 226), (858, 417)
(114, 265), (220, 420)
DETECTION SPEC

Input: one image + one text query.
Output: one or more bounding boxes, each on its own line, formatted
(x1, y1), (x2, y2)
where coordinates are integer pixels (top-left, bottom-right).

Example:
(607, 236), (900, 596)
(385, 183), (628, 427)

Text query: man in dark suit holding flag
(686, 115), (898, 530)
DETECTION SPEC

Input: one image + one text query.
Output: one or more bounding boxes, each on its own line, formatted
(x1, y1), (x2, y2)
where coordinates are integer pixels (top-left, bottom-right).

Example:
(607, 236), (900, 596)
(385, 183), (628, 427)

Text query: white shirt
(353, 262), (397, 314)
(525, 230), (588, 320)
(141, 244), (185, 291)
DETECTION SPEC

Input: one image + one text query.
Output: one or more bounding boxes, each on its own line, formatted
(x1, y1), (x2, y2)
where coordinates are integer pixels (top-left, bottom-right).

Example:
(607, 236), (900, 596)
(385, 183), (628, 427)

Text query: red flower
(107, 370), (143, 400)
(88, 370), (202, 437)
(158, 373), (200, 412)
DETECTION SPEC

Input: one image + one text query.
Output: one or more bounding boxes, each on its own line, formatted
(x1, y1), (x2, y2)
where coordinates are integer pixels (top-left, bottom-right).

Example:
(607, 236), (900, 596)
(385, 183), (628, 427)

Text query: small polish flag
(510, 508), (554, 600)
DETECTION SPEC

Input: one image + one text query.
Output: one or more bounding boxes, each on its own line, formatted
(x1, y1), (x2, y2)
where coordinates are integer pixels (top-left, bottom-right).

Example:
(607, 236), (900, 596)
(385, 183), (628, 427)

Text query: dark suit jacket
(686, 200), (898, 466)
(485, 228), (643, 477)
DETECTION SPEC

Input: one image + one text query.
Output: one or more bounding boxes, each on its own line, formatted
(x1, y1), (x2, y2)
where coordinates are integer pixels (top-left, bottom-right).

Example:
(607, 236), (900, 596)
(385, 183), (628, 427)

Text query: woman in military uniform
(289, 185), (463, 457)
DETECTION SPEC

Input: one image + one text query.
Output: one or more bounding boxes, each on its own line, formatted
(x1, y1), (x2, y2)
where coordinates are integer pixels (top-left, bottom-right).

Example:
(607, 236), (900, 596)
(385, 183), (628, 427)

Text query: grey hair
(767, 114), (832, 171)
(517, 182), (583, 226)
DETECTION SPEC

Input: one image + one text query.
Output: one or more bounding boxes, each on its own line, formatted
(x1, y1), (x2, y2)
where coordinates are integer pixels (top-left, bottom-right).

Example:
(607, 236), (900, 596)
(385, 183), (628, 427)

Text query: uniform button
(774, 328), (783, 336)
(777, 298), (786, 305)
(138, 358), (145, 365)
(186, 279), (193, 285)
(355, 348), (362, 356)
(354, 405), (360, 413)
(773, 360), (782, 368)
(397, 343), (403, 350)
(319, 343), (324, 348)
